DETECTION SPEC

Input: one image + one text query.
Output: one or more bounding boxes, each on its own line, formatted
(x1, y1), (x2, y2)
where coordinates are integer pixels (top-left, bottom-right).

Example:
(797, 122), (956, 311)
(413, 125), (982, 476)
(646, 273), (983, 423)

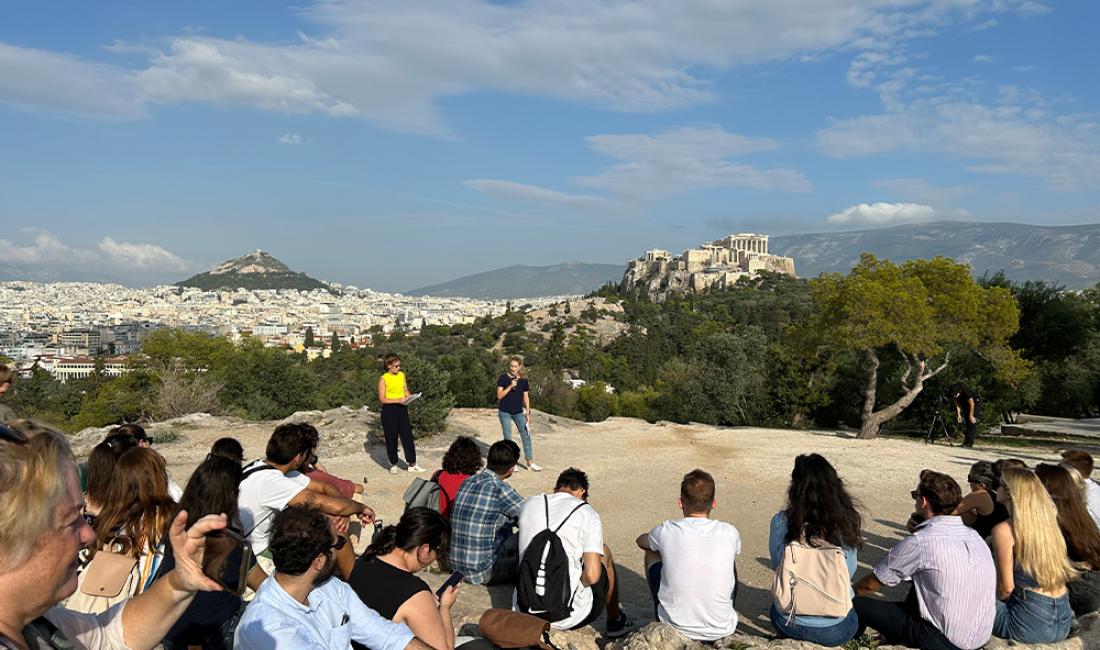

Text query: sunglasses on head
(0, 423), (26, 445)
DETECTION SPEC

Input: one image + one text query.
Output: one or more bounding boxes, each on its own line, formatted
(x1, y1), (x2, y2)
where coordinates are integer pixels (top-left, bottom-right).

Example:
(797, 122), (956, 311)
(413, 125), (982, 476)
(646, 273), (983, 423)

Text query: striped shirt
(449, 468), (524, 584)
(873, 515), (996, 650)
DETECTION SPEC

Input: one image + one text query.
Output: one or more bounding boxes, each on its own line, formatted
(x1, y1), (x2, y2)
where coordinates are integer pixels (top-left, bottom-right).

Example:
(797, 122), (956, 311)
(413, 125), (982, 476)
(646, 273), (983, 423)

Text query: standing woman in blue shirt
(379, 354), (424, 475)
(496, 356), (539, 471)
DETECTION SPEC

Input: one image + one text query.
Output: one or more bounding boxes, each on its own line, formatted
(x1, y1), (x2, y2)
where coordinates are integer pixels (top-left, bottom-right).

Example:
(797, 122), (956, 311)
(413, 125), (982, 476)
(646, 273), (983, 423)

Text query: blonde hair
(1001, 468), (1077, 589)
(0, 423), (76, 572)
(507, 355), (527, 379)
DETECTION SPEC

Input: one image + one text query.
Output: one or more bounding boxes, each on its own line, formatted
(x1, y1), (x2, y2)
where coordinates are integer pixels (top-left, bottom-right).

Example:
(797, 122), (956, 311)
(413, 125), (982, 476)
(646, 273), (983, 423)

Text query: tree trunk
(857, 350), (880, 439)
(858, 351), (950, 439)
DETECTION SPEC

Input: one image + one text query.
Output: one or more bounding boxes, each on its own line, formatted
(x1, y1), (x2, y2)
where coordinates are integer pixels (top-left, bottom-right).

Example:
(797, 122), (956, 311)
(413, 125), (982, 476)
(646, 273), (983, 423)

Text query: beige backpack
(772, 539), (852, 621)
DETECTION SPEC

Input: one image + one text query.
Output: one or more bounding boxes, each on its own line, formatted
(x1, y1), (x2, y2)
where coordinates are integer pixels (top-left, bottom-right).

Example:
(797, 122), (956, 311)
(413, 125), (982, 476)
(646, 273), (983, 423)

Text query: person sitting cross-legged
(635, 468), (741, 643)
(517, 467), (634, 638)
(449, 440), (524, 586)
(235, 505), (433, 650)
(768, 454), (859, 647)
(853, 470), (996, 650)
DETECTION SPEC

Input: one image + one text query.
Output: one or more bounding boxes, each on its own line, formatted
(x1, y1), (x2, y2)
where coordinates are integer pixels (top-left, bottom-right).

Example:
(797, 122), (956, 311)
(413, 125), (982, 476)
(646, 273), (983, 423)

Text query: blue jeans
(770, 604), (858, 647)
(498, 411), (533, 460)
(993, 588), (1072, 644)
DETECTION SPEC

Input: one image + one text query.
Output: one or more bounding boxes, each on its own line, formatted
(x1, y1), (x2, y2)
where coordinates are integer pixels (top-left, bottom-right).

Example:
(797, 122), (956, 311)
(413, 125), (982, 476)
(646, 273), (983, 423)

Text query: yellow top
(382, 371), (407, 400)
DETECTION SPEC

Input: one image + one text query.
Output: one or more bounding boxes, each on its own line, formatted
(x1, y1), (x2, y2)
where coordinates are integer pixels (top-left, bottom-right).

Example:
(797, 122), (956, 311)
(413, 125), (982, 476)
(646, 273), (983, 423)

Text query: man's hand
(329, 514), (351, 537)
(357, 506), (376, 526)
(166, 511), (228, 594)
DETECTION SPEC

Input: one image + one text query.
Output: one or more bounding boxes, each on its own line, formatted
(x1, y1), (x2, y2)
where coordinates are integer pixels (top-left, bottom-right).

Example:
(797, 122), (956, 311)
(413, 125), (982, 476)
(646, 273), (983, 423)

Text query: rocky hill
(771, 221), (1100, 288)
(408, 262), (623, 299)
(175, 250), (333, 292)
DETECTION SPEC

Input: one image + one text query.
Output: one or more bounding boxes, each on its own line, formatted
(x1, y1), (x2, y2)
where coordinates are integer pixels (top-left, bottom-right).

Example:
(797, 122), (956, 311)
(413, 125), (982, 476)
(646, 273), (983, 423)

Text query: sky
(0, 0), (1097, 291)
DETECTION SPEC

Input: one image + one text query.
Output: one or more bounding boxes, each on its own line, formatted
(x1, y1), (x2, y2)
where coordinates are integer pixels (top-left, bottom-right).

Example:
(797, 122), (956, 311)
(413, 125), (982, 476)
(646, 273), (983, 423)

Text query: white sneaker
(389, 465), (399, 475)
(529, 462), (542, 472)
(408, 464), (427, 473)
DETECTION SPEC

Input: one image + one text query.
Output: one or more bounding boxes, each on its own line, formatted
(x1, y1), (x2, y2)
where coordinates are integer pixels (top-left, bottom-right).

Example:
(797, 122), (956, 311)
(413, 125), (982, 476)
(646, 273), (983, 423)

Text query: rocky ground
(75, 408), (1100, 649)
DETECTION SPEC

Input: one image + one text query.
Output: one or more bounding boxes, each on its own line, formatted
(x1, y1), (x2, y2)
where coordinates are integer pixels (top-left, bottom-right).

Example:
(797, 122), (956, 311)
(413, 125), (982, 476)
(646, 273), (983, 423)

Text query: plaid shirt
(449, 468), (524, 584)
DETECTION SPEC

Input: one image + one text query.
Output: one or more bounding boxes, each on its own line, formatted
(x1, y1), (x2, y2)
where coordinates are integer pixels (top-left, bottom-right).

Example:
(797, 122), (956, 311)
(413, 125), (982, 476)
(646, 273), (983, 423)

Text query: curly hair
(270, 505), (332, 576)
(441, 436), (482, 475)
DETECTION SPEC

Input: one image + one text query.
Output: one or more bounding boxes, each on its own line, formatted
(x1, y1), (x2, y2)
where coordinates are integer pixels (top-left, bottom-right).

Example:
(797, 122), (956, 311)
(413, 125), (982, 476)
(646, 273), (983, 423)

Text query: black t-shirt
(157, 544), (245, 646)
(497, 374), (529, 415)
(348, 555), (430, 619)
(969, 499), (1009, 539)
(952, 385), (980, 419)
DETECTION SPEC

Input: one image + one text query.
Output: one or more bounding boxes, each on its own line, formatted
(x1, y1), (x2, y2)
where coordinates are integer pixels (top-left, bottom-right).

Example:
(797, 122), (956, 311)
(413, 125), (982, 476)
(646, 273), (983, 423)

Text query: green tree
(330, 332), (341, 352)
(304, 327), (316, 348)
(802, 254), (1023, 438)
(576, 381), (615, 422)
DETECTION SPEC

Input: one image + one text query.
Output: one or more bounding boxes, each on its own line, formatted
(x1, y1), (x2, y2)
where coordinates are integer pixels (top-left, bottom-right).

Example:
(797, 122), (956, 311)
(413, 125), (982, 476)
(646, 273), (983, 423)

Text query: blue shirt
(769, 511), (858, 628)
(450, 468), (525, 584)
(235, 575), (414, 650)
(497, 374), (529, 414)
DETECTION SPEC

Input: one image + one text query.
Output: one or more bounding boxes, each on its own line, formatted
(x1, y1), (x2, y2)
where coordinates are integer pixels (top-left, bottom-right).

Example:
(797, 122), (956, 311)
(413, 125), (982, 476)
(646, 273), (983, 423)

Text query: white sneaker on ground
(528, 462), (542, 472)
(389, 465), (399, 475)
(408, 464), (427, 473)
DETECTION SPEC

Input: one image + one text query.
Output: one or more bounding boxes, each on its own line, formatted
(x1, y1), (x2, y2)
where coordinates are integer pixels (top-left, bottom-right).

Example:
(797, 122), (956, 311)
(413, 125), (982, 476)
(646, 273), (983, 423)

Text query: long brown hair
(1035, 463), (1100, 567)
(90, 447), (175, 559)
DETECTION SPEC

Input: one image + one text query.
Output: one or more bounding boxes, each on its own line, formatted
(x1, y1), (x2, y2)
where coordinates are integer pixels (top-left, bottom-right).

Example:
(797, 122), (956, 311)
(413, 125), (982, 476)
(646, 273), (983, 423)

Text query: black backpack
(516, 495), (588, 622)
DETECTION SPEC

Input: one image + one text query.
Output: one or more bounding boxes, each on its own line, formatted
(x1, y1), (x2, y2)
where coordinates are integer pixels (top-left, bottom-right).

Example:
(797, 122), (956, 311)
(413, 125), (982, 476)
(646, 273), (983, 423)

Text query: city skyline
(1, 0), (1098, 291)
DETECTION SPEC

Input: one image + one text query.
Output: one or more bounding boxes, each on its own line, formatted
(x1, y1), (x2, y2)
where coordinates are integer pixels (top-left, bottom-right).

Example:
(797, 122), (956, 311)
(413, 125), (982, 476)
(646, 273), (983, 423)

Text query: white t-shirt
(647, 517), (741, 641)
(1086, 480), (1100, 530)
(517, 492), (604, 631)
(238, 460), (310, 555)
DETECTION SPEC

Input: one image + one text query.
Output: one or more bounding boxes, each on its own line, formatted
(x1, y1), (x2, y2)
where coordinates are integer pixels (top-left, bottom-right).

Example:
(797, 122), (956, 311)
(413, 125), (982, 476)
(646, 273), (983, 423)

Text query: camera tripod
(924, 409), (956, 445)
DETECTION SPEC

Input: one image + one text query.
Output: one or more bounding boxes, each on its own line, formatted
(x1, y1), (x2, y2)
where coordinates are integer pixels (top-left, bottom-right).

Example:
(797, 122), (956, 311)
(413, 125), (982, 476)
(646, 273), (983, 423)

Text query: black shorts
(570, 565), (610, 630)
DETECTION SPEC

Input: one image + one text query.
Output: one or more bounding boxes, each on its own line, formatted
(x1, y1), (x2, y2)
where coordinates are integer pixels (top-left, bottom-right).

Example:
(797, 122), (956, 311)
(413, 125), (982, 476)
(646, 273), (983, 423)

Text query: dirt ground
(150, 408), (1074, 637)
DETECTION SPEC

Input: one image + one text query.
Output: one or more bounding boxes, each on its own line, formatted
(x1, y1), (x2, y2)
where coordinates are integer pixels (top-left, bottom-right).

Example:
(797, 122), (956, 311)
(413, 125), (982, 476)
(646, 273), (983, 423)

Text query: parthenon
(621, 233), (795, 300)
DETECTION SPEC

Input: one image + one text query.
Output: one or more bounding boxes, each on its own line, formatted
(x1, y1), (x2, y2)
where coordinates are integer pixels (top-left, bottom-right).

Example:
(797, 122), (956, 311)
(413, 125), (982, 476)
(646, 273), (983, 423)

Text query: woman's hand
(166, 511), (228, 594)
(438, 583), (461, 611)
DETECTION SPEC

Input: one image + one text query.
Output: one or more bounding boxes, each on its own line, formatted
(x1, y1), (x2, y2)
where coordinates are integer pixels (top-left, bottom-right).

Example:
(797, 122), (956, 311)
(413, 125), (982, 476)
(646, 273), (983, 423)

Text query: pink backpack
(772, 539), (852, 621)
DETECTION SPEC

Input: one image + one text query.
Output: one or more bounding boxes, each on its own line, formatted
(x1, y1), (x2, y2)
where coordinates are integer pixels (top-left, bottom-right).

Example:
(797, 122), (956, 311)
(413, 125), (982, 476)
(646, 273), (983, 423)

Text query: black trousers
(381, 404), (415, 465)
(854, 587), (961, 650)
(962, 419), (978, 447)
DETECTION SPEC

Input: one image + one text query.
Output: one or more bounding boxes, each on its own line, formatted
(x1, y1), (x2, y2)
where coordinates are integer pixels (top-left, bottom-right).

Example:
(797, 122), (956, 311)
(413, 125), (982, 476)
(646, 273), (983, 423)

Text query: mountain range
(407, 262), (623, 300)
(769, 221), (1100, 289)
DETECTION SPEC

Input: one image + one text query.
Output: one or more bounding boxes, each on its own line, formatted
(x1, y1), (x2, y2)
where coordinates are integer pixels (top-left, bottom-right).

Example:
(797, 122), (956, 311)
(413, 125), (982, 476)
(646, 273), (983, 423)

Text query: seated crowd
(6, 413), (1100, 650)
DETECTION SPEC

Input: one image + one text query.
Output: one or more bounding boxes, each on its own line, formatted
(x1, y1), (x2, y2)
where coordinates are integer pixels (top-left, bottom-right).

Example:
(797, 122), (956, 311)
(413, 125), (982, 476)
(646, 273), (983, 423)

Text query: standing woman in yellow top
(378, 353), (425, 474)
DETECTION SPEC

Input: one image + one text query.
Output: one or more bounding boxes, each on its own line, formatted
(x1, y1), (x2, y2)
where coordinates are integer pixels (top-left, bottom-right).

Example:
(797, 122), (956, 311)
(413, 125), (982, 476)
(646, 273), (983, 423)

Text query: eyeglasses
(0, 423), (26, 445)
(910, 490), (922, 500)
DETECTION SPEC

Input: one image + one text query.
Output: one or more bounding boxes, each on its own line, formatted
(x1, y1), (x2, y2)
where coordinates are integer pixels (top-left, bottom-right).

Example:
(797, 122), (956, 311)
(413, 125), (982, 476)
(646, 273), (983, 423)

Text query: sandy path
(158, 409), (1068, 636)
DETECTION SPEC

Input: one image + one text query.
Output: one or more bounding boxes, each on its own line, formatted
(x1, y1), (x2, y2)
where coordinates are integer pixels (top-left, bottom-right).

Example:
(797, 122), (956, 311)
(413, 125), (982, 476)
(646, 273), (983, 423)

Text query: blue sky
(0, 0), (1097, 290)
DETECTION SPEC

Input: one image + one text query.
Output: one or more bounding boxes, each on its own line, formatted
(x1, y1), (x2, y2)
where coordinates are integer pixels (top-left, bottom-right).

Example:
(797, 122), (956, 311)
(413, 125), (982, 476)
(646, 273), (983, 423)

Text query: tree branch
(899, 351), (913, 390)
(920, 350), (952, 381)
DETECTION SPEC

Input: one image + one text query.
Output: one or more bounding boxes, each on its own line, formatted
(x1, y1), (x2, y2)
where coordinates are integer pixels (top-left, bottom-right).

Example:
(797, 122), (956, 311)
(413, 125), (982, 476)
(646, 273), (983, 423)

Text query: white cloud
(0, 43), (144, 119)
(973, 54), (994, 63)
(278, 132), (303, 145)
(466, 125), (810, 211)
(462, 180), (621, 212)
(0, 0), (1054, 132)
(826, 202), (967, 226)
(0, 231), (191, 272)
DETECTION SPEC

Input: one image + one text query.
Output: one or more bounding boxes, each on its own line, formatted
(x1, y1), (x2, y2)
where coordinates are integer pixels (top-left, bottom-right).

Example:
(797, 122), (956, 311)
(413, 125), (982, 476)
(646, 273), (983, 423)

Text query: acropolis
(620, 233), (796, 299)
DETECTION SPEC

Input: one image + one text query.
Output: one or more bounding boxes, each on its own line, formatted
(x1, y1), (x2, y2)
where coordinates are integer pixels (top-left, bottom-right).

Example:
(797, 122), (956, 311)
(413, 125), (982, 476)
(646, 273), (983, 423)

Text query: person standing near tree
(496, 356), (540, 472)
(950, 383), (981, 448)
(379, 354), (424, 475)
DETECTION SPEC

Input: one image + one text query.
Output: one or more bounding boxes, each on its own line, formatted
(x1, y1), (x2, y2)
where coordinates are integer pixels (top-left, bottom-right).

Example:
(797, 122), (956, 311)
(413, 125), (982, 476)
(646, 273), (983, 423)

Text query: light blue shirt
(235, 575), (415, 650)
(769, 511), (858, 628)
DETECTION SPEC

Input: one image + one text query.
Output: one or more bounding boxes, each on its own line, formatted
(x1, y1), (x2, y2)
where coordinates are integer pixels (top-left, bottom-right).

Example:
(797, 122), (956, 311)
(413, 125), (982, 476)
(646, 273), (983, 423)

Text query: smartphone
(435, 571), (463, 598)
(202, 528), (253, 596)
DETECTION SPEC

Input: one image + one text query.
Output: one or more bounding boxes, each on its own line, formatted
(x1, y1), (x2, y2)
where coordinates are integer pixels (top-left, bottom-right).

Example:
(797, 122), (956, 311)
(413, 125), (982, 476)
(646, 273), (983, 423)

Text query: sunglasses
(910, 490), (923, 500)
(320, 536), (348, 556)
(0, 423), (27, 445)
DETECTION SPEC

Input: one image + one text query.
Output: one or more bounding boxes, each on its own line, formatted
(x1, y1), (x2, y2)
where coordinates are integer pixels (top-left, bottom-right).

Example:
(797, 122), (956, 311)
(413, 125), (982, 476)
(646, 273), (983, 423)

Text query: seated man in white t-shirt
(635, 468), (741, 642)
(516, 468), (635, 638)
(239, 422), (376, 578)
